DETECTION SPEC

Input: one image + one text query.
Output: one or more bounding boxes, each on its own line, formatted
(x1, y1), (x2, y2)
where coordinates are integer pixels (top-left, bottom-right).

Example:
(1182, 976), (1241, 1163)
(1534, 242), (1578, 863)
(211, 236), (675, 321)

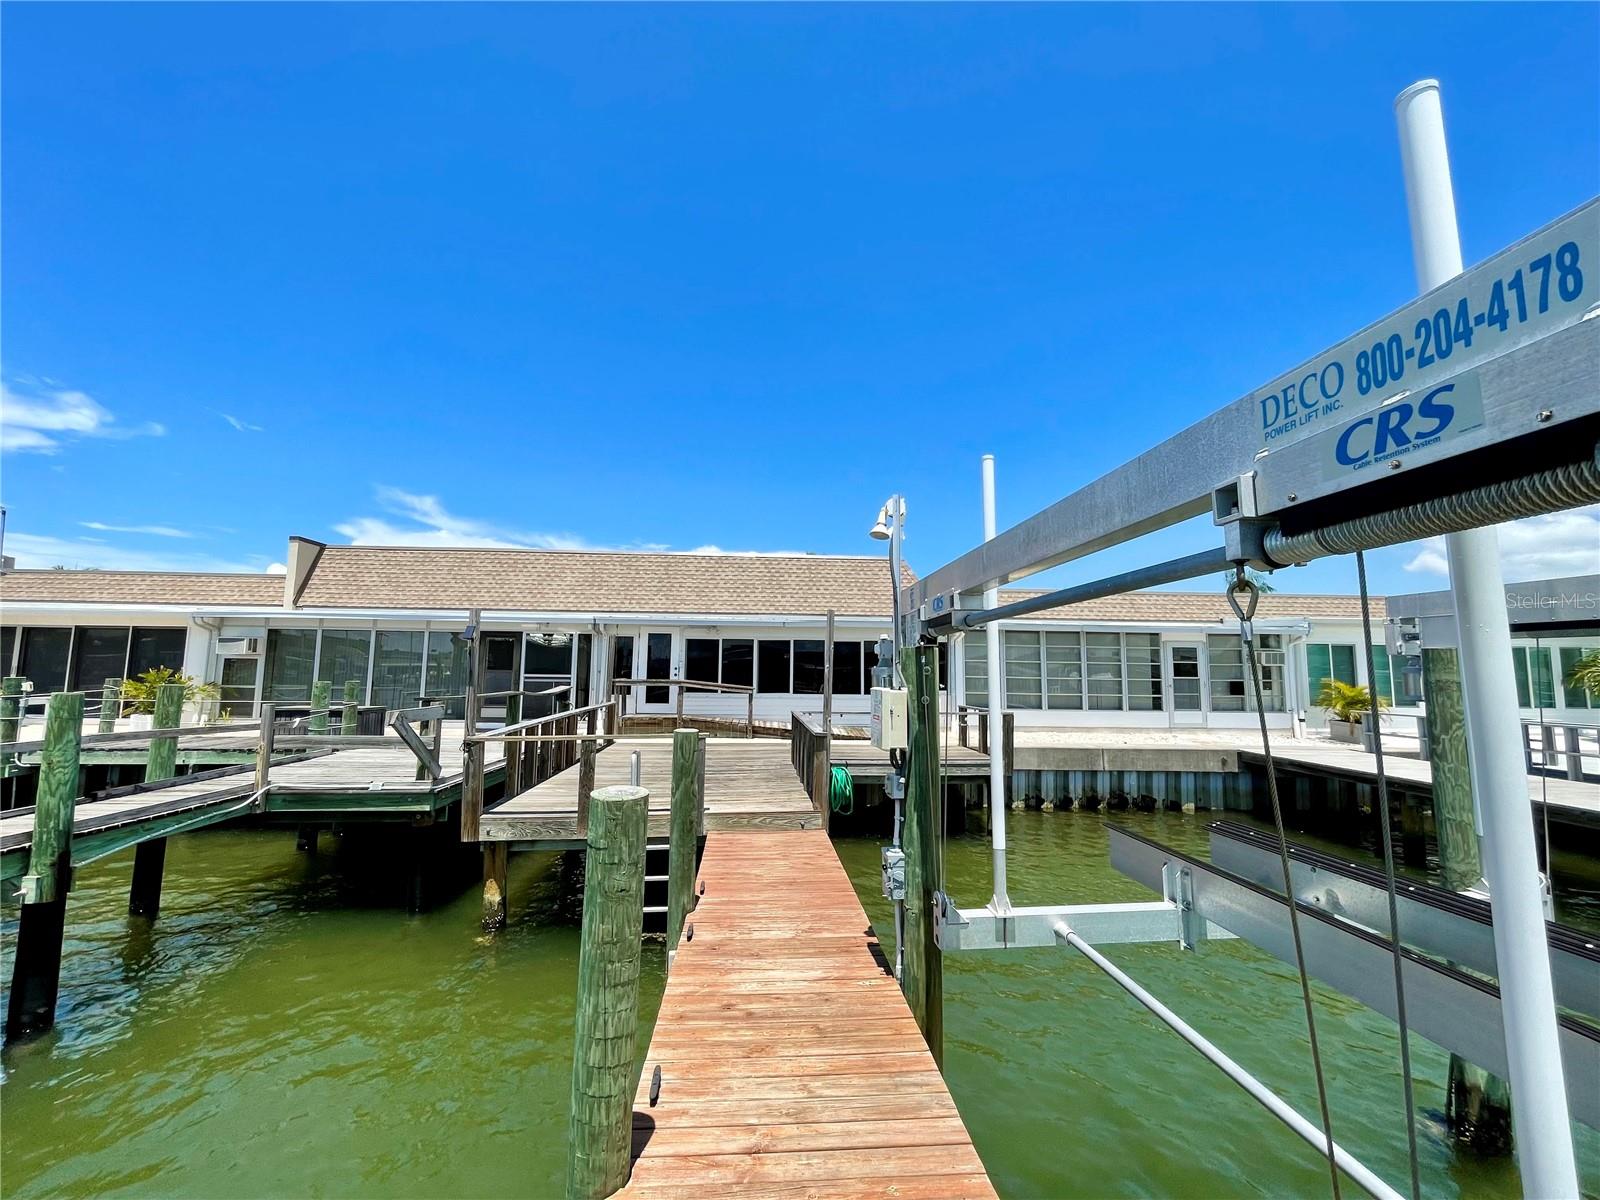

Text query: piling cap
(1394, 78), (1441, 109)
(590, 785), (649, 803)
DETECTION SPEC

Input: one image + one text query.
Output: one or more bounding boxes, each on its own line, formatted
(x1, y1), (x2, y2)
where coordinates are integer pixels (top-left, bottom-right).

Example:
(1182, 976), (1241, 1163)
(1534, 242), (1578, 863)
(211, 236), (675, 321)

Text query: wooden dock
(481, 738), (820, 845)
(0, 726), (500, 885)
(622, 830), (995, 1199)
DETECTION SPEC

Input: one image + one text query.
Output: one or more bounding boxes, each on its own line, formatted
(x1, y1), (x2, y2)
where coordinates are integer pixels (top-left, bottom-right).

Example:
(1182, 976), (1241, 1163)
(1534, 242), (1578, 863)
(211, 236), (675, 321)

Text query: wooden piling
(5, 691), (83, 1042)
(667, 728), (698, 952)
(566, 784), (648, 1200)
(899, 644), (944, 1066)
(145, 682), (184, 782)
(482, 841), (510, 932)
(256, 703), (276, 796)
(576, 737), (596, 839)
(342, 680), (360, 736)
(310, 680), (331, 735)
(128, 839), (168, 920)
(820, 609), (835, 834)
(504, 693), (524, 798)
(98, 678), (121, 734)
(0, 676), (22, 779)
(1423, 648), (1512, 1152)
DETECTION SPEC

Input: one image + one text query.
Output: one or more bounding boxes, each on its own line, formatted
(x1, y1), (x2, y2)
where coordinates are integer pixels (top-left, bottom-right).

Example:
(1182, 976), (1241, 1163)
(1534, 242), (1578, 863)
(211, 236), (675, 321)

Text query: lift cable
(1354, 548), (1423, 1200)
(1230, 568), (1343, 1200)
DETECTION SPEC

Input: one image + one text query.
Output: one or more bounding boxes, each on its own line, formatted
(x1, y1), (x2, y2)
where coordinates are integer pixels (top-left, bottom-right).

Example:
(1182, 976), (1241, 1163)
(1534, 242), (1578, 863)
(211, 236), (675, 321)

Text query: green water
(2, 814), (1596, 1198)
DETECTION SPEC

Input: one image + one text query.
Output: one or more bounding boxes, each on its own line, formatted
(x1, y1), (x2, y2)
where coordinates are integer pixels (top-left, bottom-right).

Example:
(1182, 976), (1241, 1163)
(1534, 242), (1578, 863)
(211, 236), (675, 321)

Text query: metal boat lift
(895, 82), (1599, 1200)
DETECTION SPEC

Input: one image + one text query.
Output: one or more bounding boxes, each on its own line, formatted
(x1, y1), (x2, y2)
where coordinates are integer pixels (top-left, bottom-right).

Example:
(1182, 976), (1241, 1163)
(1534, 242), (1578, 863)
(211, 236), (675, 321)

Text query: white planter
(1328, 719), (1361, 744)
(126, 714), (153, 732)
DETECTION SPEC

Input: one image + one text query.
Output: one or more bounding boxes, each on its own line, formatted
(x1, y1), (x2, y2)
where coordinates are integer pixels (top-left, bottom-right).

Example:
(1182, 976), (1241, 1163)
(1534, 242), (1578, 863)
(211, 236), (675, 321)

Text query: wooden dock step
(620, 830), (995, 1199)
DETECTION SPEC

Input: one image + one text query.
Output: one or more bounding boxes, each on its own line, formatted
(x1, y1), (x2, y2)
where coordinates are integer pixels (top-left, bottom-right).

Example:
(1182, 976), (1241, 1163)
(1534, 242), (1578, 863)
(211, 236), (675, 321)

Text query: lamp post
(869, 495), (906, 687)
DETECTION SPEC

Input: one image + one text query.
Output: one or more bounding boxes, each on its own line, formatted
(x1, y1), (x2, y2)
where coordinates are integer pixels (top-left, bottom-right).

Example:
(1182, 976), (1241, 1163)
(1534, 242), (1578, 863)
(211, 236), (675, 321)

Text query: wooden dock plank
(619, 830), (995, 1198)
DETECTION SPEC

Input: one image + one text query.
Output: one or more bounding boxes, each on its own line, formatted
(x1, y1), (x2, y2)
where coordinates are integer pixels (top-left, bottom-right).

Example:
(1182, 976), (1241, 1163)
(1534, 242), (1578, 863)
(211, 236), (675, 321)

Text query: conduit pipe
(1052, 919), (1406, 1200)
(981, 455), (1010, 912)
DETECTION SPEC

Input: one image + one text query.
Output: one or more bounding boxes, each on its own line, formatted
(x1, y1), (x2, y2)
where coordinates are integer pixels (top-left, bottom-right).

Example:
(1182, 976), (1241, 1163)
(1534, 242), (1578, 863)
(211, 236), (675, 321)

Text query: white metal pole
(889, 495), (906, 688)
(1395, 78), (1578, 1198)
(982, 455), (1011, 912)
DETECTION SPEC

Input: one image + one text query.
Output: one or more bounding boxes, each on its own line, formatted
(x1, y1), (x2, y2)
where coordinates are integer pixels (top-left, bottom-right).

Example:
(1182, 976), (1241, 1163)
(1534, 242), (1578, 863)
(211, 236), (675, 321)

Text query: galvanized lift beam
(905, 198), (1599, 621)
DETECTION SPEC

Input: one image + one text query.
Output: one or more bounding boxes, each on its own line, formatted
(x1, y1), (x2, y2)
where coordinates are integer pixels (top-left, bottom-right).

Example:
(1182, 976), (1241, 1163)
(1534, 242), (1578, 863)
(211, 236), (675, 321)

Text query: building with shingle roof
(0, 533), (1445, 731)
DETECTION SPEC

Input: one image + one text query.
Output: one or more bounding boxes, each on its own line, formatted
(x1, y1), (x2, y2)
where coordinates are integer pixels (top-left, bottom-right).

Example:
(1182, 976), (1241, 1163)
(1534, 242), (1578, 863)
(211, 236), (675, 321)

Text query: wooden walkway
(622, 830), (995, 1199)
(481, 738), (819, 845)
(0, 728), (499, 884)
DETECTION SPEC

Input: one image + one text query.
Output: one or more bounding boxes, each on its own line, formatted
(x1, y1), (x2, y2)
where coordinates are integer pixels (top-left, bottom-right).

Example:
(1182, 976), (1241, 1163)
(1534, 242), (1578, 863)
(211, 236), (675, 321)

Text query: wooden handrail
(465, 698), (619, 743)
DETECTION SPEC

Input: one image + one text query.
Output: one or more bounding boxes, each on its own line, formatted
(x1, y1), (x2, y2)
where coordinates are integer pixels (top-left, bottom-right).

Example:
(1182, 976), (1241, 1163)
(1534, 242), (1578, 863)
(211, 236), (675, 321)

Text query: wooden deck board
(619, 830), (995, 1199)
(482, 738), (820, 841)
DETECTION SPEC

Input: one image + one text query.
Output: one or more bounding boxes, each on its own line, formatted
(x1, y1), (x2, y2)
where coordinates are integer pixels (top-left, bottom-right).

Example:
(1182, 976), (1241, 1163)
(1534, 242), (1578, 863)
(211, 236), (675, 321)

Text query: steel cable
(1355, 549), (1423, 1200)
(1230, 569), (1343, 1200)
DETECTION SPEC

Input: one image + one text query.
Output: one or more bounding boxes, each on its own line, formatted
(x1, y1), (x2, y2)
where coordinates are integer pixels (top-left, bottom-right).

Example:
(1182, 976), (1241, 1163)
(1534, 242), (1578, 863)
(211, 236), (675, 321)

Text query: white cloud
(334, 486), (621, 550)
(217, 412), (264, 433)
(80, 521), (195, 539)
(266, 562), (288, 575)
(1402, 505), (1600, 582)
(1, 380), (165, 454)
(4, 531), (279, 574)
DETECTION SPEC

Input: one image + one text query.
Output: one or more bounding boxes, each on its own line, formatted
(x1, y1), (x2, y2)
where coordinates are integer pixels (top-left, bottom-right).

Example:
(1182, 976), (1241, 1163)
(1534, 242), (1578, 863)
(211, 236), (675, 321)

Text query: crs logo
(1334, 382), (1462, 467)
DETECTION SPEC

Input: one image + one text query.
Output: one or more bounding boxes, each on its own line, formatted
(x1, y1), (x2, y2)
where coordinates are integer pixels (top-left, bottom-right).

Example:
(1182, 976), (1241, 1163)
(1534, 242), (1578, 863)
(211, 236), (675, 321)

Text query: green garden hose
(828, 764), (854, 815)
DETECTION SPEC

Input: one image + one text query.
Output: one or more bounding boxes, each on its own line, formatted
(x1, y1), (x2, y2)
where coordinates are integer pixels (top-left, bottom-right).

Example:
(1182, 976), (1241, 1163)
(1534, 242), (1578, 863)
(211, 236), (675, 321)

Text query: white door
(638, 630), (677, 713)
(1166, 642), (1207, 727)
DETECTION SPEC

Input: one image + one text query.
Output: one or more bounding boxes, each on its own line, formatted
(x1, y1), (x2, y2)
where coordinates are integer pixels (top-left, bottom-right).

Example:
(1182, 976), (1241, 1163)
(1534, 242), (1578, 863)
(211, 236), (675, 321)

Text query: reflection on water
(0, 812), (1594, 1199)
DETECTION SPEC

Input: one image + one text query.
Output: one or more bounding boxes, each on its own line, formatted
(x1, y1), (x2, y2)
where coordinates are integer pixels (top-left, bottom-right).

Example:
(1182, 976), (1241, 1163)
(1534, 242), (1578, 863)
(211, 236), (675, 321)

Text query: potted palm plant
(117, 667), (221, 729)
(1316, 678), (1389, 745)
(1566, 649), (1600, 702)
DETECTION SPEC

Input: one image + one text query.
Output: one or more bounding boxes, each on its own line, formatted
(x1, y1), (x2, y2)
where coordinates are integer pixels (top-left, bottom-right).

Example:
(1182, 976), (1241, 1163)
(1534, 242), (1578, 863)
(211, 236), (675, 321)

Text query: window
(963, 635), (988, 708)
(72, 627), (131, 691)
(264, 629), (317, 703)
(722, 639), (754, 689)
(832, 641), (863, 696)
(685, 638), (720, 684)
(612, 635), (634, 682)
(372, 630), (424, 711)
(128, 628), (186, 678)
(1559, 646), (1598, 709)
(1086, 633), (1124, 711)
(1369, 647), (1394, 706)
(1126, 634), (1161, 711)
(1043, 632), (1083, 710)
(1, 627), (14, 676)
(1004, 631), (1042, 709)
(793, 640), (825, 694)
(1209, 633), (1285, 712)
(524, 633), (572, 679)
(319, 629), (372, 697)
(1306, 642), (1358, 705)
(757, 640), (791, 694)
(425, 629), (470, 716)
(19, 628), (72, 693)
(644, 633), (672, 704)
(1512, 646), (1557, 709)
(218, 657), (259, 718)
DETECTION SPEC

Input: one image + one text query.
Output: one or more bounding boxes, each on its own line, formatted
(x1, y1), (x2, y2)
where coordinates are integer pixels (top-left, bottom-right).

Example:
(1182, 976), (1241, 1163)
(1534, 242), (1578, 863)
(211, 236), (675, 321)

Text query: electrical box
(881, 846), (906, 902)
(870, 687), (908, 750)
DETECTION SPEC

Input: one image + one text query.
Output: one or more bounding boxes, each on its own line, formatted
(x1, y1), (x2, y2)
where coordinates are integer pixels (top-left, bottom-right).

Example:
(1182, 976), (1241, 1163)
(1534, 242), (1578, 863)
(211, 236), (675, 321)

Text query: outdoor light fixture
(869, 506), (892, 541)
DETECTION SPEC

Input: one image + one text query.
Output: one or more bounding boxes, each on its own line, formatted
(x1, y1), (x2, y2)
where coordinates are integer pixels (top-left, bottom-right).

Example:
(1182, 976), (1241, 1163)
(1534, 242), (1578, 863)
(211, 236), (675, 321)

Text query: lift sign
(1254, 201), (1596, 451)
(1321, 375), (1484, 477)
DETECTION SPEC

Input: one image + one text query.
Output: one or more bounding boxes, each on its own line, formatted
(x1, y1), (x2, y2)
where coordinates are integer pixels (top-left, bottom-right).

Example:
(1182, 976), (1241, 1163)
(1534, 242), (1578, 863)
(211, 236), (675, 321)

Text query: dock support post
(146, 682), (184, 782)
(256, 703), (276, 797)
(1423, 647), (1512, 1153)
(1002, 710), (1016, 807)
(310, 680), (331, 735)
(128, 839), (168, 921)
(820, 610), (835, 834)
(482, 841), (509, 932)
(504, 693), (523, 798)
(900, 644), (944, 1066)
(577, 737), (596, 839)
(667, 729), (698, 953)
(6, 692), (83, 1042)
(341, 680), (360, 735)
(98, 678), (121, 734)
(567, 784), (648, 1200)
(0, 676), (22, 779)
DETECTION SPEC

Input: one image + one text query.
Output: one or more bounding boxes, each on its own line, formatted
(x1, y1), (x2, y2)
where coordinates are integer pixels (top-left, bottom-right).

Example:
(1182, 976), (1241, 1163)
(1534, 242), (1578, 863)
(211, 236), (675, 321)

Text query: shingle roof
(0, 570), (283, 606)
(997, 588), (1386, 623)
(291, 545), (912, 616)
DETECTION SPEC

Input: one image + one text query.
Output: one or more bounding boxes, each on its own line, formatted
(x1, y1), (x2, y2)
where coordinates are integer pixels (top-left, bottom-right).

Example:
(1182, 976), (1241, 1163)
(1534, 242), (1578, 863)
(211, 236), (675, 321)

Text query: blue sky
(3, 3), (1597, 597)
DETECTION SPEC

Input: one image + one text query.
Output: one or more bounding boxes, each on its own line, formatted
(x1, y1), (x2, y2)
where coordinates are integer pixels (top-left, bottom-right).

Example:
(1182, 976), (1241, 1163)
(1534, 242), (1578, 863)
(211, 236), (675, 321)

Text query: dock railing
(611, 677), (756, 737)
(1523, 718), (1599, 782)
(458, 696), (622, 840)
